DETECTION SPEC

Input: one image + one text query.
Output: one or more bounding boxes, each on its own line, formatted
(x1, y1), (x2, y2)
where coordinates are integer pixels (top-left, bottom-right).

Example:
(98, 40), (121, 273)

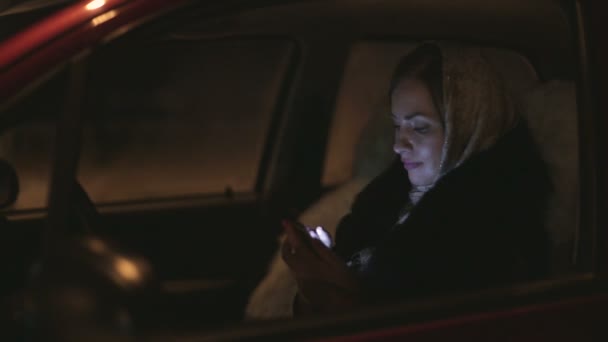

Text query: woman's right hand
(281, 221), (362, 312)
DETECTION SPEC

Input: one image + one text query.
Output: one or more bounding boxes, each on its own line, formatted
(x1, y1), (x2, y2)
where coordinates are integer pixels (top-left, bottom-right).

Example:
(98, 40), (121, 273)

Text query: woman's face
(391, 79), (445, 187)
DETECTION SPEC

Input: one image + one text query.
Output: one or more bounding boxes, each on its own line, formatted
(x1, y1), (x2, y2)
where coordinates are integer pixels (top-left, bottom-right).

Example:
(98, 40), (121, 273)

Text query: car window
(79, 39), (294, 204)
(0, 67), (68, 212)
(322, 42), (417, 186)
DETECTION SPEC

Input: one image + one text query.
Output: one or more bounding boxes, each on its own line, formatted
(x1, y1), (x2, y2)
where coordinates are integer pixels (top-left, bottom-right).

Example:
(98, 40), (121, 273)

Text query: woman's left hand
(281, 222), (362, 310)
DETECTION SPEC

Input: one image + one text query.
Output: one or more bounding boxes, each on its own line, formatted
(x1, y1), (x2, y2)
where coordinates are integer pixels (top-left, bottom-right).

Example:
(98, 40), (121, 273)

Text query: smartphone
(284, 219), (333, 248)
(284, 219), (313, 243)
(290, 220), (309, 234)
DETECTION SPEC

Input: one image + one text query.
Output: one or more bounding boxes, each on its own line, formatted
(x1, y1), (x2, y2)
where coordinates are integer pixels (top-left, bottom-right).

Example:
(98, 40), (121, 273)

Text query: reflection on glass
(85, 0), (106, 11)
(114, 257), (141, 283)
(91, 10), (117, 26)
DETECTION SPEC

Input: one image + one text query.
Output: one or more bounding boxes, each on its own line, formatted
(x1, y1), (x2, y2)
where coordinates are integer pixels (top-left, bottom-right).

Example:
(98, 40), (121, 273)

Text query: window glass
(80, 39), (294, 204)
(0, 69), (68, 212)
(322, 42), (416, 186)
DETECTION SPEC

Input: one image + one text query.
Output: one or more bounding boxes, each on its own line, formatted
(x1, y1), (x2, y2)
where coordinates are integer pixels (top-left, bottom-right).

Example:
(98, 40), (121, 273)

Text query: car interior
(0, 0), (588, 338)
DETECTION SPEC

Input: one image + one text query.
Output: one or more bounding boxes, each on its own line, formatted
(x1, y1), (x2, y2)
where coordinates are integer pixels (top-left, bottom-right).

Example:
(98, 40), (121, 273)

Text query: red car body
(0, 0), (188, 98)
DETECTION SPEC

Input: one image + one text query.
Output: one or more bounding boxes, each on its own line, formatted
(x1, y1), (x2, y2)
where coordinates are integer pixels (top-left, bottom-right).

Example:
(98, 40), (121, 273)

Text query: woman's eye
(414, 126), (430, 133)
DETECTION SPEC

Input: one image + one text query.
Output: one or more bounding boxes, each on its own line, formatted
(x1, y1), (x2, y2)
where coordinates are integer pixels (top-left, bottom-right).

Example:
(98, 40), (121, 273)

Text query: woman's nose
(393, 129), (413, 154)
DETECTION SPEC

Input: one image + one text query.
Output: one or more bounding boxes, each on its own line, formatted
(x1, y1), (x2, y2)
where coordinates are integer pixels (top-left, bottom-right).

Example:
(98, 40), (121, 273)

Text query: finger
(311, 238), (350, 274)
(315, 226), (333, 248)
(283, 220), (326, 258)
(299, 241), (357, 290)
(281, 240), (297, 267)
(282, 220), (306, 251)
(281, 239), (294, 257)
(281, 239), (299, 268)
(308, 236), (342, 266)
(281, 237), (320, 273)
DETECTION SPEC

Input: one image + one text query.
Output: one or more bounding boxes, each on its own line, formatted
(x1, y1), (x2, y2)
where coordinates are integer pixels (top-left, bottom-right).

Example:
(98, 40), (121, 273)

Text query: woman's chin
(408, 175), (433, 188)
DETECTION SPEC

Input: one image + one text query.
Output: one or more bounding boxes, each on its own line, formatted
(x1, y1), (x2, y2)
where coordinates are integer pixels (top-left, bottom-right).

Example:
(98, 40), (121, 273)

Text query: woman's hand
(281, 221), (362, 312)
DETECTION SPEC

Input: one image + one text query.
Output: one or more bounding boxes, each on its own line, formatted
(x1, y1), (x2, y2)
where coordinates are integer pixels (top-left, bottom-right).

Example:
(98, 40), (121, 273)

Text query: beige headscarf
(401, 43), (519, 210)
(435, 42), (519, 177)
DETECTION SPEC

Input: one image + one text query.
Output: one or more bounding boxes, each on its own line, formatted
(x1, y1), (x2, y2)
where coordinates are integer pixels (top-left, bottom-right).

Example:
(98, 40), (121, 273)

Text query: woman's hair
(389, 44), (444, 119)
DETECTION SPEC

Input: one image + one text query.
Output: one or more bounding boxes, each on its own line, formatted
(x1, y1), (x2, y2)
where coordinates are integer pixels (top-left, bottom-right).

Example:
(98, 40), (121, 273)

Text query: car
(0, 0), (607, 340)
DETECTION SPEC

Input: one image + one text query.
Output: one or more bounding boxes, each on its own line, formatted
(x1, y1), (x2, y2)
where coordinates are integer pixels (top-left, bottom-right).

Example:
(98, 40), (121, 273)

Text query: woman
(282, 42), (551, 314)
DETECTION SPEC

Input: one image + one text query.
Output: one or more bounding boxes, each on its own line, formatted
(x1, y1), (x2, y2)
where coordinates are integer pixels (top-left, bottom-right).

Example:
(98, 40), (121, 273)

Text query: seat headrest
(352, 110), (394, 179)
(521, 81), (579, 253)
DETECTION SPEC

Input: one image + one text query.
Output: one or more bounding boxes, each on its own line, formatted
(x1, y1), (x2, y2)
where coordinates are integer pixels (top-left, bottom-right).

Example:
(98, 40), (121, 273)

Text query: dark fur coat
(333, 123), (552, 301)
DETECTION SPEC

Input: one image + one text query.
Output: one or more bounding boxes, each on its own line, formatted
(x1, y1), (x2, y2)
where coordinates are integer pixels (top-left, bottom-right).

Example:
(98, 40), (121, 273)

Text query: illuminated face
(391, 79), (445, 187)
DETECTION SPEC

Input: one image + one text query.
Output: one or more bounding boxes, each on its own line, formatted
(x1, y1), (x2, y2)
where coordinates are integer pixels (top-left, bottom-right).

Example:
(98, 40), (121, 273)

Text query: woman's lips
(402, 160), (422, 170)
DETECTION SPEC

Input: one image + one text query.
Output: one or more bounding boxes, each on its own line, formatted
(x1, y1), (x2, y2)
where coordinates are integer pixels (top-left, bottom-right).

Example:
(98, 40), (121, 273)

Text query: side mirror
(0, 159), (18, 209)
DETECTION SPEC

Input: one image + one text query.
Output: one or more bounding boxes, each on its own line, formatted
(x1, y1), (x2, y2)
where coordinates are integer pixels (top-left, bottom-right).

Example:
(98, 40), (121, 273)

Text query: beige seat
(244, 179), (373, 319)
(522, 80), (579, 275)
(243, 124), (392, 319)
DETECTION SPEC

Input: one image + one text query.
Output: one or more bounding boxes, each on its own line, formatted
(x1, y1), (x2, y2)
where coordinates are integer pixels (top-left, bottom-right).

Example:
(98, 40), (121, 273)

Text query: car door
(1, 0), (607, 340)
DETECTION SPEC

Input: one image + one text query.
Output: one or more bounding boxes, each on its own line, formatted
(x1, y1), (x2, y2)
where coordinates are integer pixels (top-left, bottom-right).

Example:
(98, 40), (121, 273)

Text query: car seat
(522, 80), (579, 275)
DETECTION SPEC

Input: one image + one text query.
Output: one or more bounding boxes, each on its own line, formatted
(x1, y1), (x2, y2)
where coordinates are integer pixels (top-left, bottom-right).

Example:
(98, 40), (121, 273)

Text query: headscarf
(434, 42), (518, 177)
(399, 42), (519, 212)
(349, 43), (522, 262)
